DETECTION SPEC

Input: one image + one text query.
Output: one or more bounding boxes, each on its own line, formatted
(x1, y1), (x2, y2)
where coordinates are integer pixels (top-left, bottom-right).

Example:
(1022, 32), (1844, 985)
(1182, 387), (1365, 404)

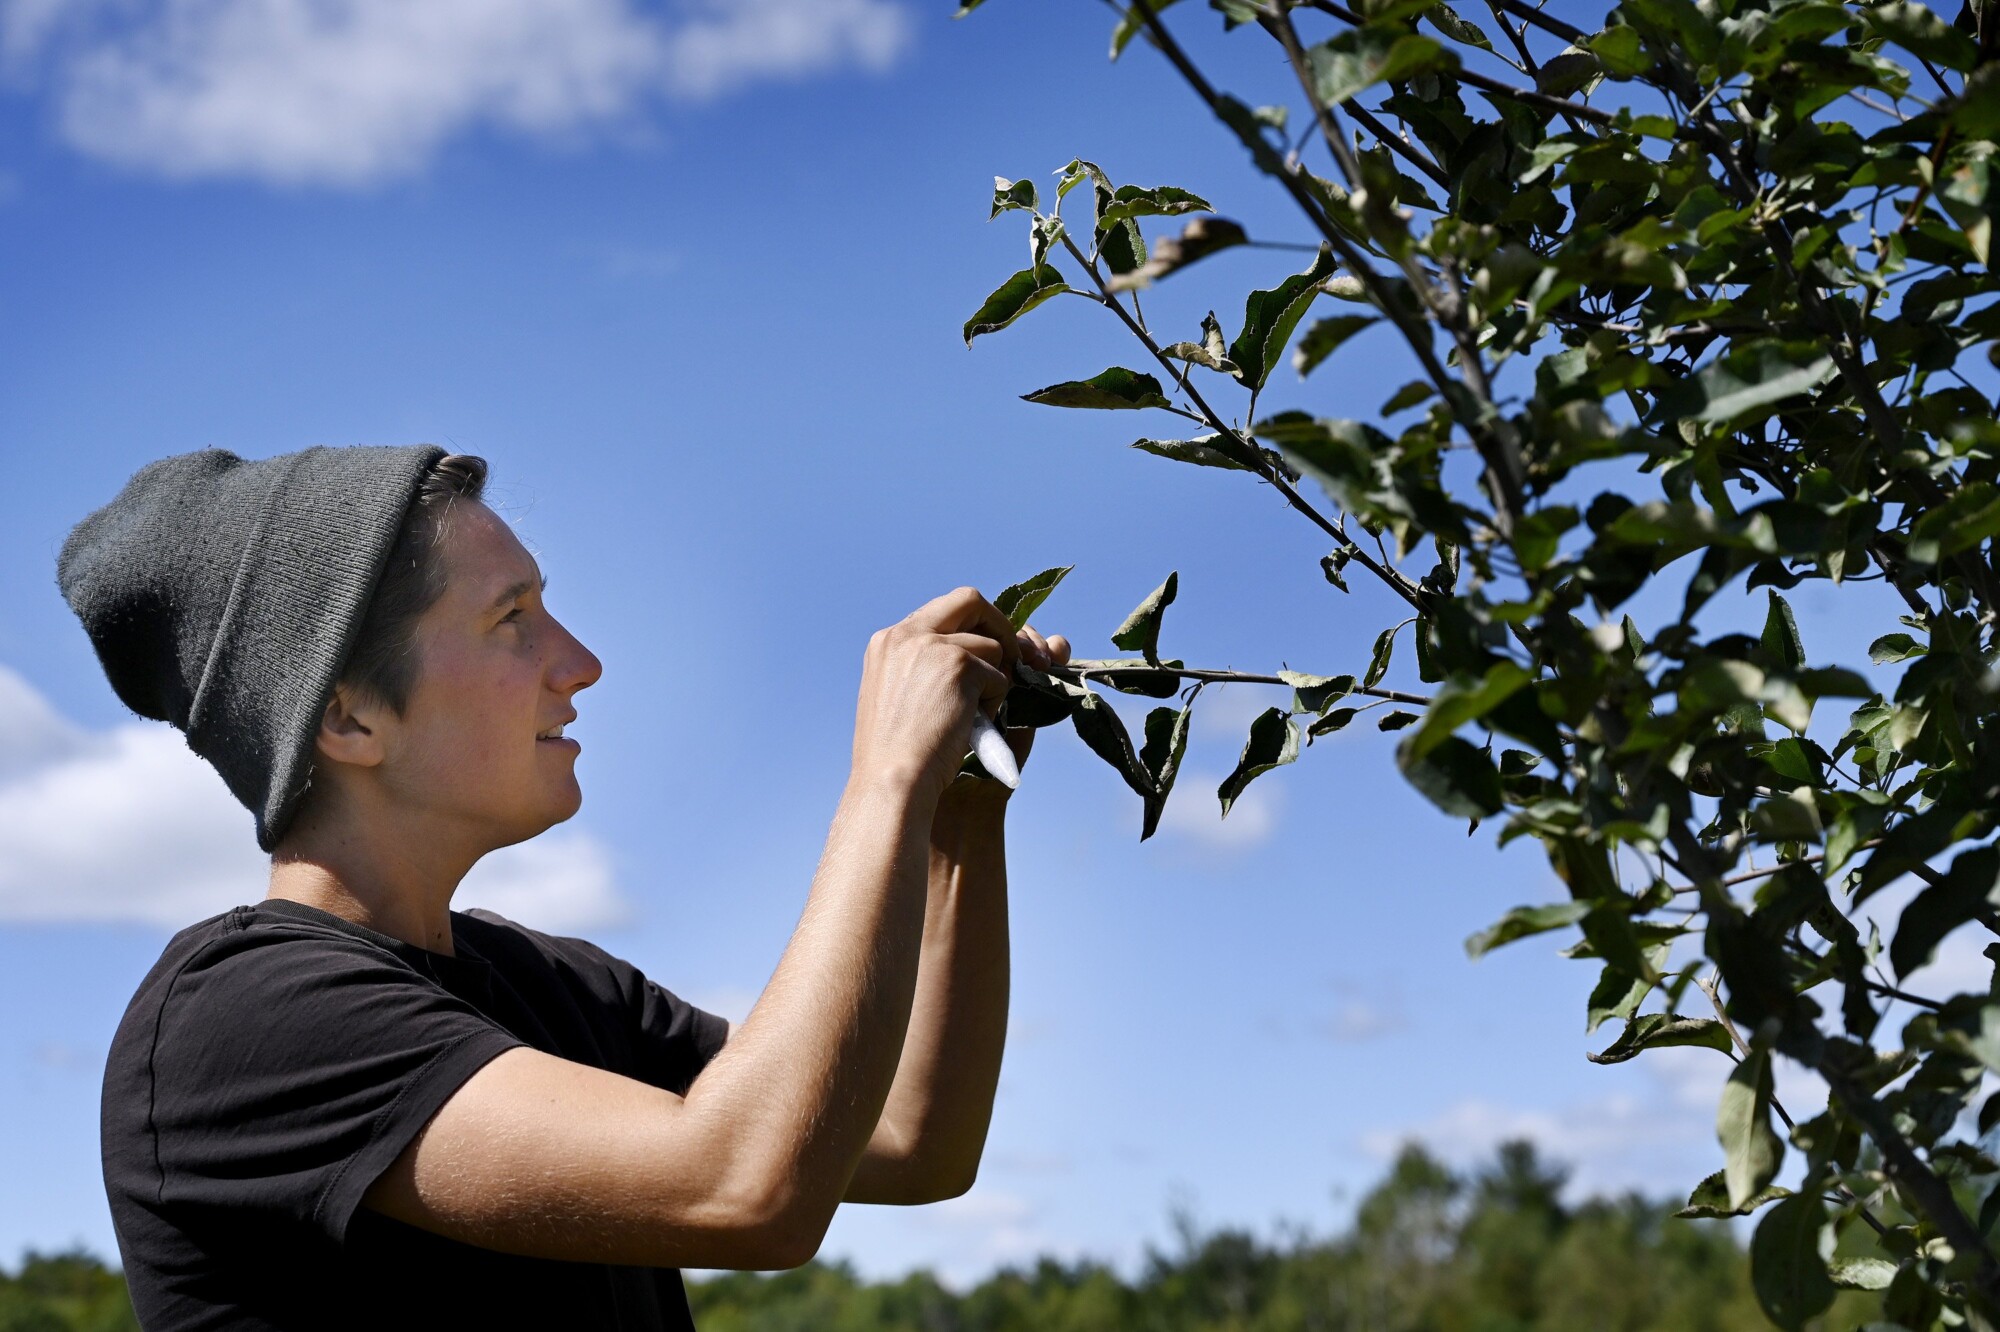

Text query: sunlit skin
(264, 494), (1075, 1238)
(267, 498), (602, 954)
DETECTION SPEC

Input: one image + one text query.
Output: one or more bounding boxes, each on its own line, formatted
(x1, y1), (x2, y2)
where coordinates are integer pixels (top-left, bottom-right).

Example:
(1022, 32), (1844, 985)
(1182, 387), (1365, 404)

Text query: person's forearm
(872, 782), (1011, 1193)
(682, 768), (936, 1246)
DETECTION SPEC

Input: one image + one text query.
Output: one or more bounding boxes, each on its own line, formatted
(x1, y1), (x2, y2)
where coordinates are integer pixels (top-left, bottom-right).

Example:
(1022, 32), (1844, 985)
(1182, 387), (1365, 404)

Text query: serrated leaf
(1587, 1013), (1733, 1064)
(1864, 1), (1978, 73)
(1309, 708), (1358, 739)
(1761, 590), (1805, 670)
(1230, 245), (1339, 391)
(1023, 367), (1174, 410)
(1363, 622), (1399, 688)
(1465, 901), (1591, 957)
(994, 566), (1074, 631)
(1277, 670), (1355, 714)
(1646, 340), (1836, 427)
(1719, 1048), (1785, 1211)
(1400, 661), (1533, 764)
(1108, 217), (1249, 291)
(1827, 1258), (1897, 1291)
(1676, 1169), (1792, 1219)
(1869, 632), (1925, 664)
(1109, 0), (1183, 59)
(1111, 572), (1178, 665)
(1218, 706), (1299, 817)
(1307, 28), (1453, 107)
(1161, 310), (1239, 372)
(991, 176), (1037, 218)
(1139, 698), (1195, 839)
(1750, 1194), (1834, 1330)
(1400, 734), (1503, 818)
(965, 266), (1071, 345)
(1070, 688), (1155, 801)
(1292, 314), (1379, 377)
(1095, 183), (1214, 227)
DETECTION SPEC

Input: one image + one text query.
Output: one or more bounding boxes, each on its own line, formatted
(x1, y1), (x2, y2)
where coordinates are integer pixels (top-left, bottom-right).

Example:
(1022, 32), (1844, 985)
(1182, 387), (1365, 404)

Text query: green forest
(0, 1141), (1910, 1330)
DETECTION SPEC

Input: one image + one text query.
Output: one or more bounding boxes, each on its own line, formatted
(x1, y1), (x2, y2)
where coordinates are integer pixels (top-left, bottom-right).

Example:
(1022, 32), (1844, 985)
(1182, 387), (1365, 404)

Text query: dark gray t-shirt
(101, 898), (730, 1331)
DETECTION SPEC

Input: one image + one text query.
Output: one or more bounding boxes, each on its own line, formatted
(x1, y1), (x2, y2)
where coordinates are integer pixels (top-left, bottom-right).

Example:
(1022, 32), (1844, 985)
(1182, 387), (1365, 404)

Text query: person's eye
(502, 607), (525, 623)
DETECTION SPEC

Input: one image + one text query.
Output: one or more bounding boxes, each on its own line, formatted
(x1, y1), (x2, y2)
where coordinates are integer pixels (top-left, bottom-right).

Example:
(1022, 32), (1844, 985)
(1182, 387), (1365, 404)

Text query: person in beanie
(59, 444), (1070, 1331)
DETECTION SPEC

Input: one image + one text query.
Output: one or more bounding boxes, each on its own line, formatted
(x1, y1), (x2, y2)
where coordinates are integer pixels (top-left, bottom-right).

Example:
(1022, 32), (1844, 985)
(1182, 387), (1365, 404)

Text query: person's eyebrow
(486, 567), (549, 615)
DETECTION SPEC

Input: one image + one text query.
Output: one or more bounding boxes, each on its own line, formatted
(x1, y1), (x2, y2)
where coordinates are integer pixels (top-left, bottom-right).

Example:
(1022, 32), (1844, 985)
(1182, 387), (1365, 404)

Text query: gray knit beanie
(56, 444), (448, 853)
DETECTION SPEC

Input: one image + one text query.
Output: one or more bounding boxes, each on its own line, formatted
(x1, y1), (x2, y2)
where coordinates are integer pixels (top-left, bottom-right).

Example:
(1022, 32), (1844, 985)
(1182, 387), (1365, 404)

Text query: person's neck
(267, 805), (480, 956)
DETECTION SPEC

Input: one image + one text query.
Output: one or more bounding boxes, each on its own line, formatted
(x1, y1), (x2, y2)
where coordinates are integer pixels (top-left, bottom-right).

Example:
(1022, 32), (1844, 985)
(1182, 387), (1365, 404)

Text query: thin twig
(1058, 230), (1429, 611)
(1045, 660), (1434, 707)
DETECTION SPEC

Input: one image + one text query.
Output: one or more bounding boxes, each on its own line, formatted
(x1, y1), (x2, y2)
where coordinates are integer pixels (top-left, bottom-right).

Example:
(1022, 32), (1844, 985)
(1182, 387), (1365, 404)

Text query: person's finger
(903, 587), (1021, 672)
(1018, 625), (1052, 668)
(1046, 633), (1072, 666)
(939, 630), (1006, 673)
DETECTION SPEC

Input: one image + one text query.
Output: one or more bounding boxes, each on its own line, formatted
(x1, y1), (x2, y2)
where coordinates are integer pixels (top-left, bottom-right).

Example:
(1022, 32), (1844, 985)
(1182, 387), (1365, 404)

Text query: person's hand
(997, 623), (1071, 773)
(851, 587), (1021, 807)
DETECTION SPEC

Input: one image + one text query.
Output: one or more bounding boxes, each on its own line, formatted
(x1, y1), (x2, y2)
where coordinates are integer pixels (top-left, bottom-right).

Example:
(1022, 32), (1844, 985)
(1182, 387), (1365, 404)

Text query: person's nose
(551, 615), (603, 694)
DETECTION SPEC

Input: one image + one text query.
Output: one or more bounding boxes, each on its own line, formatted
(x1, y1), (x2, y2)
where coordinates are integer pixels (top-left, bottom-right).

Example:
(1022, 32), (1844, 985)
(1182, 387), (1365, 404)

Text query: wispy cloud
(4, 0), (913, 185)
(0, 662), (635, 932)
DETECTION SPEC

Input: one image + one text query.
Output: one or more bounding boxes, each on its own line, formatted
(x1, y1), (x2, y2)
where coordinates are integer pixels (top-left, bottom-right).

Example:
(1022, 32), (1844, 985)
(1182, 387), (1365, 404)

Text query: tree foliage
(686, 1140), (1812, 1329)
(960, 0), (2000, 1323)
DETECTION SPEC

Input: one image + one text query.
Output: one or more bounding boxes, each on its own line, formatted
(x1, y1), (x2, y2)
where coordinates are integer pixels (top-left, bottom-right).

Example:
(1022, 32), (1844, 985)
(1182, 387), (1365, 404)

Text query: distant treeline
(2, 1142), (1887, 1331)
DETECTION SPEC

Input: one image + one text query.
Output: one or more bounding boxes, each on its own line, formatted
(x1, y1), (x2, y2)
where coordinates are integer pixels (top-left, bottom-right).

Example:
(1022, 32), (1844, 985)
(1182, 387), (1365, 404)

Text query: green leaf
(1587, 1013), (1734, 1064)
(1161, 310), (1239, 373)
(1109, 216), (1250, 291)
(1869, 632), (1925, 664)
(1218, 706), (1299, 818)
(1587, 24), (1651, 76)
(1229, 245), (1339, 391)
(1646, 340), (1836, 427)
(1827, 1258), (1897, 1291)
(1718, 1048), (1785, 1211)
(1292, 314), (1379, 378)
(1400, 661), (1533, 764)
(1277, 669), (1356, 714)
(1095, 183), (1214, 227)
(990, 176), (1037, 218)
(1675, 1169), (1792, 1219)
(1111, 572), (1178, 665)
(965, 266), (1071, 346)
(1070, 688), (1155, 801)
(1022, 367), (1174, 410)
(1307, 28), (1452, 106)
(1139, 698), (1195, 840)
(1863, 1), (1977, 73)
(1425, 4), (1493, 51)
(1750, 1194), (1835, 1330)
(994, 566), (1074, 631)
(1512, 505), (1578, 572)
(1891, 844), (2000, 979)
(1380, 380), (1434, 413)
(1363, 622), (1400, 688)
(1761, 590), (1805, 670)
(1465, 901), (1590, 957)
(1400, 734), (1503, 818)
(1109, 0), (1183, 59)
(1308, 707), (1359, 739)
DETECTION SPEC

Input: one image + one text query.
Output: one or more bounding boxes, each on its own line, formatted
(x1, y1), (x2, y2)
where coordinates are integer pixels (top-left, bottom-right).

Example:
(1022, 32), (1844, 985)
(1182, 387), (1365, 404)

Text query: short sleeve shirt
(101, 899), (731, 1331)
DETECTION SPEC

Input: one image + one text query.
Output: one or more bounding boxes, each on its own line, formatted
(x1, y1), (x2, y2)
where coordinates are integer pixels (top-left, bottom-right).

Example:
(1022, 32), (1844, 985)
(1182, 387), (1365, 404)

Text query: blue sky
(0, 0), (1968, 1292)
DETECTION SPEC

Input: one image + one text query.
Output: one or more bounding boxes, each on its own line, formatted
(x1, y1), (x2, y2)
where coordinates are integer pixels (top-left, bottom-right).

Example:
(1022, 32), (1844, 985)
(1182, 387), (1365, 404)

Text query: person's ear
(314, 683), (389, 769)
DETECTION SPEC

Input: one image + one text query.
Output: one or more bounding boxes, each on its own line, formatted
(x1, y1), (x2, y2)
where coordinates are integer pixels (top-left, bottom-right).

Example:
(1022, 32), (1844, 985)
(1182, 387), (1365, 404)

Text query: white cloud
(1155, 762), (1280, 849)
(0, 662), (635, 932)
(5, 0), (913, 185)
(1358, 1044), (1832, 1201)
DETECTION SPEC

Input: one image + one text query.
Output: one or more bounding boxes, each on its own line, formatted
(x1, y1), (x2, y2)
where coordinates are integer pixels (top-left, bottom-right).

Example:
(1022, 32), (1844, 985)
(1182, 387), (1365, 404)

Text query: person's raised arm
(360, 587), (1020, 1271)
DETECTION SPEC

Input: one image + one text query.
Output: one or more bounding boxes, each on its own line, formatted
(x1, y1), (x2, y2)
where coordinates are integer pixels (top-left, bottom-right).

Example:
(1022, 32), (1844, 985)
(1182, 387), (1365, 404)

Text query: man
(57, 443), (1069, 1330)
